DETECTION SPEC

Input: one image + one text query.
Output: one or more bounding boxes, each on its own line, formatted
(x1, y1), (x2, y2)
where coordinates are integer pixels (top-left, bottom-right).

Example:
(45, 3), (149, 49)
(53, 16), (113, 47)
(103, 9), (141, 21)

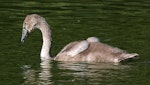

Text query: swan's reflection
(56, 62), (131, 84)
(58, 62), (130, 72)
(22, 60), (131, 85)
(39, 60), (52, 85)
(22, 60), (52, 85)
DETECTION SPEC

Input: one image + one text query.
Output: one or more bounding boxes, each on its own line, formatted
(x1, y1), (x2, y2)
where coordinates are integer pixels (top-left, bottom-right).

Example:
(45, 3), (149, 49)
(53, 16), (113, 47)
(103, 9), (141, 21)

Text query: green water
(0, 0), (150, 85)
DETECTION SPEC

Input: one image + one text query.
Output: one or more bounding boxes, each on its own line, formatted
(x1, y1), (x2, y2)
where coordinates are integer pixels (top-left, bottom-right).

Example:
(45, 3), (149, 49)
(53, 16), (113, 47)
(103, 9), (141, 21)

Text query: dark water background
(0, 0), (150, 85)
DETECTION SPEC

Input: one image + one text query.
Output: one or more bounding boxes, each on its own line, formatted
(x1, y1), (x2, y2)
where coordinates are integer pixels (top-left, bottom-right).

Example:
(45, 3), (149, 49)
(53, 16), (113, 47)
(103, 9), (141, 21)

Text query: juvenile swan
(21, 14), (139, 63)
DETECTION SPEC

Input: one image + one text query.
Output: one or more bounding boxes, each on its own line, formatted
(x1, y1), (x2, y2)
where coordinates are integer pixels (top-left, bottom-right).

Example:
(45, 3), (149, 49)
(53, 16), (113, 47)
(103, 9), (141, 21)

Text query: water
(0, 0), (150, 85)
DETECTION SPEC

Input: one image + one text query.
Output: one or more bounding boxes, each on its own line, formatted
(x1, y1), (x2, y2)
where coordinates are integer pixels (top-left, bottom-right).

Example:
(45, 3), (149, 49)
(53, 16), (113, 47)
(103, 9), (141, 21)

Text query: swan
(21, 14), (139, 63)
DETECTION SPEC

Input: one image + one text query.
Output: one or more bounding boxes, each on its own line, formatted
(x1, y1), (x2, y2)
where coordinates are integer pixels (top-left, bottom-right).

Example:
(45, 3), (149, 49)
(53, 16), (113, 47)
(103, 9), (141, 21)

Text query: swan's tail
(119, 53), (139, 62)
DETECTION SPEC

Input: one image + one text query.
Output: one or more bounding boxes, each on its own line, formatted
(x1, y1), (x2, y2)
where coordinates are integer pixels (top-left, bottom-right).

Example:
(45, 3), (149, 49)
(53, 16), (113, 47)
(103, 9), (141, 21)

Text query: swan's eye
(34, 23), (37, 27)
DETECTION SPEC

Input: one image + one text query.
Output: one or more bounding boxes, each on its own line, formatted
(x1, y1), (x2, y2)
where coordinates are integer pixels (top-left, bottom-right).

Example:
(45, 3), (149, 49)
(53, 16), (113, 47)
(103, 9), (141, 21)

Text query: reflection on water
(39, 60), (52, 85)
(22, 60), (52, 85)
(57, 62), (130, 85)
(22, 61), (130, 85)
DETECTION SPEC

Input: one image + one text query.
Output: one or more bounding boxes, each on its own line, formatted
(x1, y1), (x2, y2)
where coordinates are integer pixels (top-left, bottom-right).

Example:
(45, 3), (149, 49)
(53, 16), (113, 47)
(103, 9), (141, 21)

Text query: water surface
(0, 0), (150, 85)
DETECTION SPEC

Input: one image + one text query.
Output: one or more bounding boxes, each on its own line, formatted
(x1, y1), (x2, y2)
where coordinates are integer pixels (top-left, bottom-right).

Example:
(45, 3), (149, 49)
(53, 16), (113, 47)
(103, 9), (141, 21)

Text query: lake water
(0, 0), (150, 85)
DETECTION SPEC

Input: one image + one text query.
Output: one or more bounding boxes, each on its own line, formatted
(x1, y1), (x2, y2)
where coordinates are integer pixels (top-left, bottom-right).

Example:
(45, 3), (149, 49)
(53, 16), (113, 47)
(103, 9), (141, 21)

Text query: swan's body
(21, 14), (139, 63)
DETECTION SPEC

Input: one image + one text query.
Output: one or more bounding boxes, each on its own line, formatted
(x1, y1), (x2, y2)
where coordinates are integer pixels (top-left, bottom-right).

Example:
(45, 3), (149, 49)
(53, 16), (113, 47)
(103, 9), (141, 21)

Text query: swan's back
(55, 41), (138, 63)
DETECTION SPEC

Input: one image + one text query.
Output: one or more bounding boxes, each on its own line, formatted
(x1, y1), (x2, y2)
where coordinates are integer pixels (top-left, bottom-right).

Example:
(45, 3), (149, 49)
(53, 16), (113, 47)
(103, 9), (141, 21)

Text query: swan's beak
(21, 28), (29, 43)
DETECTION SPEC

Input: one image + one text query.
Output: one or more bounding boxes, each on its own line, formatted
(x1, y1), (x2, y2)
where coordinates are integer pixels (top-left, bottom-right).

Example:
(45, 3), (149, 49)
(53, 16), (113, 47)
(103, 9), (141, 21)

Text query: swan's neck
(39, 22), (52, 60)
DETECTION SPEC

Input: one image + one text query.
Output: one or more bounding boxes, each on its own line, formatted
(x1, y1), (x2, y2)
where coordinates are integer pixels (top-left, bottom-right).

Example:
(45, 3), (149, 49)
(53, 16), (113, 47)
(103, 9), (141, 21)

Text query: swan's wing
(55, 42), (139, 62)
(59, 41), (79, 53)
(66, 40), (89, 57)
(57, 40), (89, 57)
(82, 42), (138, 62)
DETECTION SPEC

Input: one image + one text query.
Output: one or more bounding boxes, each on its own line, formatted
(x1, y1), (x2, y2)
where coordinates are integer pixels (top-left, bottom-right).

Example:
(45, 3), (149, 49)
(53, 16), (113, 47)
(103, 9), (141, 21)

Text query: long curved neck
(39, 22), (52, 60)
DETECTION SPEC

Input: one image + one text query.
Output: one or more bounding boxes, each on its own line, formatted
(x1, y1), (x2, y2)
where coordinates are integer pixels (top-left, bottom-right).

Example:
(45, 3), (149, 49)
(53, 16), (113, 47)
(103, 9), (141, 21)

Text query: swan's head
(21, 14), (45, 43)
